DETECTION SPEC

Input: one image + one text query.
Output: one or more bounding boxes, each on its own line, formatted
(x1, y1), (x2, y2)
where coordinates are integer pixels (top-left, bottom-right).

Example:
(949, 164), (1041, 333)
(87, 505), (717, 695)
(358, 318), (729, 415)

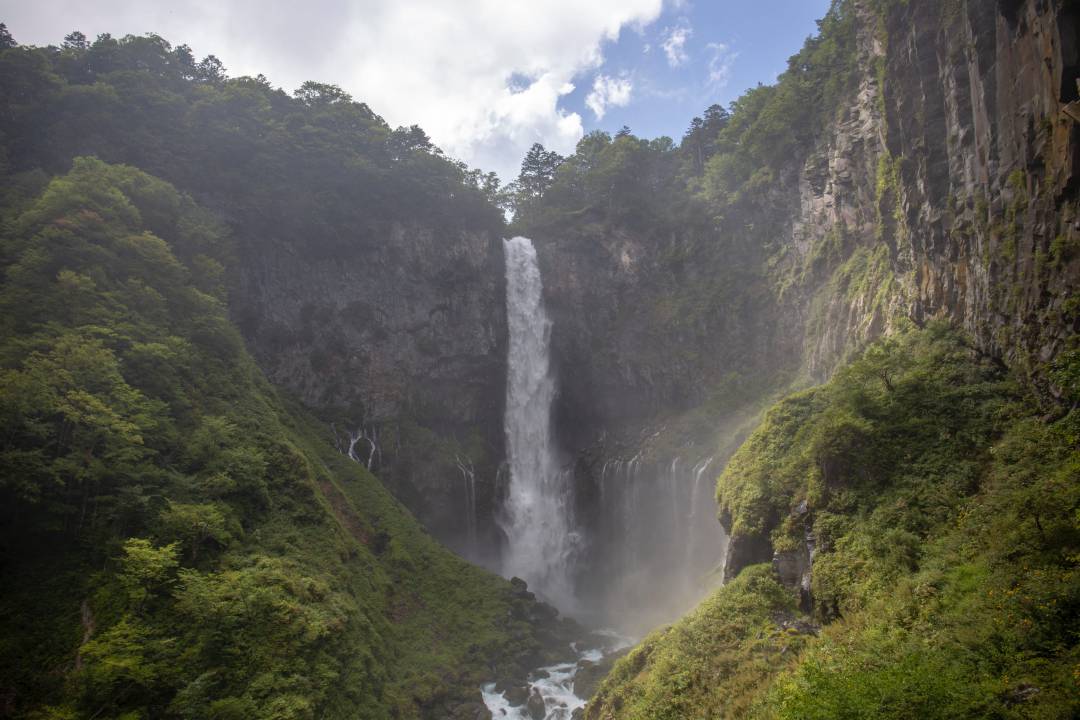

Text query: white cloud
(585, 74), (633, 120)
(706, 42), (737, 89)
(661, 22), (692, 67)
(3, 0), (664, 180)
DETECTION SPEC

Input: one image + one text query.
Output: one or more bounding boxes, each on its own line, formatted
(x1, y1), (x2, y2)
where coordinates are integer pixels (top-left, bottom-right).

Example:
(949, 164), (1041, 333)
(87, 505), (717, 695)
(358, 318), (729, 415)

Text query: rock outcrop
(231, 221), (508, 560)
(797, 0), (1080, 385)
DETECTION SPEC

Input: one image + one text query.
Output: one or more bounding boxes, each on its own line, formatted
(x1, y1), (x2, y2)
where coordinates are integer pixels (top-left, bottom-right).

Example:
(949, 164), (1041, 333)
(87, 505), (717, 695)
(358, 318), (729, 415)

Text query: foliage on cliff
(0, 23), (518, 570)
(584, 565), (806, 719)
(586, 324), (1080, 719)
(0, 27), (505, 255)
(0, 158), (561, 719)
(510, 0), (858, 235)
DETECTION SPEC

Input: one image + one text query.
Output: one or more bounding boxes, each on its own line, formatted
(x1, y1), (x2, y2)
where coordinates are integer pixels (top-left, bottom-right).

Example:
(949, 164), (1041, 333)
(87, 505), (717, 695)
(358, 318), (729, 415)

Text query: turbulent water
(501, 236), (579, 610)
(481, 647), (601, 720)
(482, 633), (634, 720)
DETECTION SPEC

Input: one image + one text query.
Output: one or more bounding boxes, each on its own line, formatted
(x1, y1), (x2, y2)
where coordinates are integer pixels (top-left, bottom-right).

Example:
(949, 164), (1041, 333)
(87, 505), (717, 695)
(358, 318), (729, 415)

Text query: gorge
(0, 0), (1078, 718)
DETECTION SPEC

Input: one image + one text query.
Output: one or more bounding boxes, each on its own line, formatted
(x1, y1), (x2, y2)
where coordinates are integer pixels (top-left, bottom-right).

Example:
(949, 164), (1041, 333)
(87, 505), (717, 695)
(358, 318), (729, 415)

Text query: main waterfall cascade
(499, 236), (729, 633)
(489, 237), (732, 717)
(501, 236), (580, 611)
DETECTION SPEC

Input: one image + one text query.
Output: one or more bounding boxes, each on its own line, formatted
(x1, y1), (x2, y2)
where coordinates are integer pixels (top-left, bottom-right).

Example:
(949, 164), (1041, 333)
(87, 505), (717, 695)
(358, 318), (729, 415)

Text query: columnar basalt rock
(799, 0), (1080, 383)
(724, 0), (1080, 586)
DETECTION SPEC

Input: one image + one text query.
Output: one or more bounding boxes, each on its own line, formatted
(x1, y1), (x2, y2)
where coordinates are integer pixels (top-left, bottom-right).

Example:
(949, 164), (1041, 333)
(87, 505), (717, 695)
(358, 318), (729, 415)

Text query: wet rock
(503, 684), (530, 707)
(573, 649), (630, 700)
(528, 601), (559, 623)
(494, 676), (528, 694)
(450, 700), (493, 720)
(510, 577), (536, 602)
(1006, 683), (1041, 705)
(722, 531), (774, 584)
(772, 612), (821, 637)
(526, 688), (546, 720)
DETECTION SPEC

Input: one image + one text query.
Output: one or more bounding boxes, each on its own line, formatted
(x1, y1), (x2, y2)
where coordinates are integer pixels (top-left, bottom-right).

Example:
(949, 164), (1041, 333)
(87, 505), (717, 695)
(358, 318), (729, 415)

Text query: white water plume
(500, 236), (579, 610)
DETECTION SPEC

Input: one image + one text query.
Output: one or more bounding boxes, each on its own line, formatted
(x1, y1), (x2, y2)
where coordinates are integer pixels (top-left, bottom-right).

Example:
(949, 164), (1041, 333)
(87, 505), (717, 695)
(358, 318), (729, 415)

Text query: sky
(1, 0), (831, 181)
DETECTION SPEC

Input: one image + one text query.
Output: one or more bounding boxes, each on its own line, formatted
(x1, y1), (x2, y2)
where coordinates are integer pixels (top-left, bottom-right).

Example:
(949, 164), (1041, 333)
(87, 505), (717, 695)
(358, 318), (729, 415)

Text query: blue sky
(567, 1), (832, 143)
(4, 0), (832, 179)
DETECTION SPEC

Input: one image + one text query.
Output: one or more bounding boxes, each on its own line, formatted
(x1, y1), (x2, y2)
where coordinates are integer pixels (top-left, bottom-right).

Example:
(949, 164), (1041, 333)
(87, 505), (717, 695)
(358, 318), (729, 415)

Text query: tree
(171, 43), (196, 77)
(62, 31), (88, 51)
(682, 103), (729, 175)
(388, 124), (434, 159)
(118, 538), (180, 608)
(195, 54), (226, 83)
(0, 23), (16, 50)
(293, 80), (351, 106)
(159, 501), (232, 561)
(516, 142), (563, 204)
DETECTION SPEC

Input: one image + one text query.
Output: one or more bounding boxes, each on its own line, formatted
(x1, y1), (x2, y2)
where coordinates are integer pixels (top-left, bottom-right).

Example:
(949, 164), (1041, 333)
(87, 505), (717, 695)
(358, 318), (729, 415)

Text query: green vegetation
(0, 28), (505, 258)
(588, 324), (1080, 718)
(510, 0), (859, 236)
(585, 566), (806, 719)
(0, 158), (558, 719)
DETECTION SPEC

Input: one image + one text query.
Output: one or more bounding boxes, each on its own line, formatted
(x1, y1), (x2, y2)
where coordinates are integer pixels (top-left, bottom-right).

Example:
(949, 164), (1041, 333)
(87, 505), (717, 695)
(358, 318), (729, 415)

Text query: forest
(1, 1), (1078, 718)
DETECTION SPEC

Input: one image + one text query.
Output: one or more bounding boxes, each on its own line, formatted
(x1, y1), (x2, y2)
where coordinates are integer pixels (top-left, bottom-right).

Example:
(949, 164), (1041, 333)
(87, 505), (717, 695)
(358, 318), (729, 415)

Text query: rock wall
(532, 0), (1080, 603)
(231, 222), (508, 561)
(225, 0), (1080, 599)
(799, 0), (1080, 384)
(726, 0), (1080, 586)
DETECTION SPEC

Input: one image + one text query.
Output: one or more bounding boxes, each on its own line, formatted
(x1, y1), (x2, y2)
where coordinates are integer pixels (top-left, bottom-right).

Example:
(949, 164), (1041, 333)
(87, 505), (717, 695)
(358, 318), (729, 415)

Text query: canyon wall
(231, 222), (509, 562)
(530, 0), (1080, 609)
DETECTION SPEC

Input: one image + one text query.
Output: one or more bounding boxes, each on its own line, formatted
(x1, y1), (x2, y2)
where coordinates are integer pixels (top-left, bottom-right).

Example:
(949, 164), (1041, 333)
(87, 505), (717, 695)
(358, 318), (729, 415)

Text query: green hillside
(0, 158), (566, 720)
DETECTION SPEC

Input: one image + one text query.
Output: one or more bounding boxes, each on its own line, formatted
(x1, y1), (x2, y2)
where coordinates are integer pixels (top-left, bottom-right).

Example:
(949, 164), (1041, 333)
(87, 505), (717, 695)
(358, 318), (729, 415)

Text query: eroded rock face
(533, 226), (792, 457)
(231, 221), (507, 559)
(733, 0), (1080, 595)
(798, 0), (1080, 382)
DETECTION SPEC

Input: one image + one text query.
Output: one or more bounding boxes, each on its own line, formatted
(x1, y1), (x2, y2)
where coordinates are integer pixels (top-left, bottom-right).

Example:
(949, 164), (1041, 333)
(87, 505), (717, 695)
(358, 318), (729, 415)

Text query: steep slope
(566, 2), (1080, 706)
(586, 325), (1080, 719)
(0, 32), (509, 560)
(0, 158), (571, 719)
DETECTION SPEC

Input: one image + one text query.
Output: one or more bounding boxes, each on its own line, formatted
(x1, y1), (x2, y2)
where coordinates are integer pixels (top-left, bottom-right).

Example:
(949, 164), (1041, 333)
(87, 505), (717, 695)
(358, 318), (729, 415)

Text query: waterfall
(500, 236), (577, 609)
(686, 456), (715, 579)
(455, 455), (478, 554)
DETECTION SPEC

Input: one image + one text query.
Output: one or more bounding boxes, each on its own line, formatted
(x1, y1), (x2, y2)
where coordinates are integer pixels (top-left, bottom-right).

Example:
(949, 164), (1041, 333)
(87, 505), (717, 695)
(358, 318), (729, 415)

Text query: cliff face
(230, 222), (508, 559)
(537, 0), (1080, 433)
(534, 225), (783, 447)
(797, 0), (1080, 383)
(527, 0), (1080, 609)
(733, 0), (1080, 582)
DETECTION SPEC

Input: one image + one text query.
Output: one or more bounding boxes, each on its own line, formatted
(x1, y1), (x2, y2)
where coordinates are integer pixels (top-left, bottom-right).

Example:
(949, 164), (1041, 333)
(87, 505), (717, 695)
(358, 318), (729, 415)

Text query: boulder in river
(526, 687), (546, 720)
(503, 684), (530, 707)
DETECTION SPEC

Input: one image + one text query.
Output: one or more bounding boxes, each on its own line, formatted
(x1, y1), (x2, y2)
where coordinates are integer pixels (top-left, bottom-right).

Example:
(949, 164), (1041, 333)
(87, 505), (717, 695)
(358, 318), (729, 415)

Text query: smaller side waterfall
(455, 454), (478, 554)
(579, 450), (728, 633)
